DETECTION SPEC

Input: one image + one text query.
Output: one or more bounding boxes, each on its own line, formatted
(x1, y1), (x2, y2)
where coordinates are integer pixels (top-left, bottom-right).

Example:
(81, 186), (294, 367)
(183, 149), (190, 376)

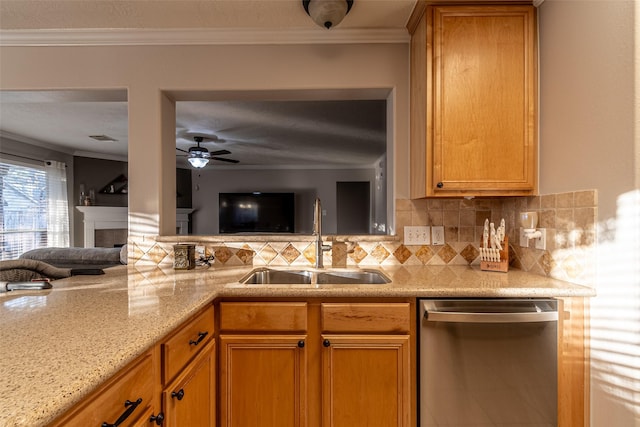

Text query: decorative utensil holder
(174, 244), (196, 270)
(480, 236), (509, 273)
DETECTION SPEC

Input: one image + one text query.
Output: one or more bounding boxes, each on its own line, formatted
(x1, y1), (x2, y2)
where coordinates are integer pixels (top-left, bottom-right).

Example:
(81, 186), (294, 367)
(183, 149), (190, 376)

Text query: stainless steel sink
(240, 268), (312, 285)
(315, 270), (390, 284)
(240, 268), (390, 285)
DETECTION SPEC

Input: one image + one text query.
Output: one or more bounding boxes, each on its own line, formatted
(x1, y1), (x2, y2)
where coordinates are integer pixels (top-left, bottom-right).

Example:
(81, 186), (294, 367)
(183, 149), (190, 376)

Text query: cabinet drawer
(52, 350), (155, 427)
(162, 304), (214, 384)
(219, 302), (307, 331)
(321, 303), (411, 333)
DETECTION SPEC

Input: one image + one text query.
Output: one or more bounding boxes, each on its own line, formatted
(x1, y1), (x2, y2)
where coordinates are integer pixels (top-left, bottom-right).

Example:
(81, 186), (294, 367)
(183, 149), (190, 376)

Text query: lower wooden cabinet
(218, 300), (414, 427)
(49, 295), (588, 427)
(219, 335), (307, 427)
(321, 335), (410, 427)
(49, 349), (159, 427)
(162, 338), (216, 427)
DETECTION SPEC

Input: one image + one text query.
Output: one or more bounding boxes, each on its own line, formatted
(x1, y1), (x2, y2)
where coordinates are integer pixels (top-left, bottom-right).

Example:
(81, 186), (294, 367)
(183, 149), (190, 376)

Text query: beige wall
(0, 43), (410, 238)
(539, 1), (639, 426)
(538, 0), (637, 221)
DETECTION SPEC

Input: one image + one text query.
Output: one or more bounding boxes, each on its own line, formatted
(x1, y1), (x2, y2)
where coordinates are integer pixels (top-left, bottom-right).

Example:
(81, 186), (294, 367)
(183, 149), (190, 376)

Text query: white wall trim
(0, 27), (410, 47)
(76, 206), (128, 248)
(76, 206), (194, 247)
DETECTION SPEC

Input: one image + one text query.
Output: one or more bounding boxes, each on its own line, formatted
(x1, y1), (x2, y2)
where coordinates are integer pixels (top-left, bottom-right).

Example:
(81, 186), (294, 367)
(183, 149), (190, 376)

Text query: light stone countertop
(0, 264), (594, 427)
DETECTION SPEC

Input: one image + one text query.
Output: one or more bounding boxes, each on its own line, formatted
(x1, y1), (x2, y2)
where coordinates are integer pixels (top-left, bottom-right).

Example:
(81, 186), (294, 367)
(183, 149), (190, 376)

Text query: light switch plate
(404, 226), (431, 245)
(431, 226), (445, 245)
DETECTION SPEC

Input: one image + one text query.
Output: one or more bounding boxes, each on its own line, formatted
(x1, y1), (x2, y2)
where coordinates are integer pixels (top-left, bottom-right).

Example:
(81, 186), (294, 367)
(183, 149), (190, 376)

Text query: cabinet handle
(189, 331), (208, 346)
(323, 339), (331, 347)
(297, 340), (305, 348)
(171, 389), (185, 401)
(436, 182), (444, 188)
(101, 398), (142, 427)
(149, 412), (165, 425)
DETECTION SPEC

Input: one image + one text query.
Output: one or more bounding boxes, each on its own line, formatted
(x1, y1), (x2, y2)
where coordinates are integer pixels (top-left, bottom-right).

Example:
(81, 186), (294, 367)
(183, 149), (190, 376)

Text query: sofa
(18, 246), (127, 270)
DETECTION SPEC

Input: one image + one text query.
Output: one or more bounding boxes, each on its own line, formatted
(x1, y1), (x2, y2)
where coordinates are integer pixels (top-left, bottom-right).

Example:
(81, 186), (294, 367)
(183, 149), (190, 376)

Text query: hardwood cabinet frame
(410, 4), (538, 197)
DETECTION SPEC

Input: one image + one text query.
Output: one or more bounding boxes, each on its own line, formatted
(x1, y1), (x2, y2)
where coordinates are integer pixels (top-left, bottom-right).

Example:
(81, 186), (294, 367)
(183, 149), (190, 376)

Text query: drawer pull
(149, 412), (165, 425)
(297, 340), (305, 348)
(101, 398), (142, 427)
(171, 389), (185, 401)
(189, 331), (208, 346)
(323, 339), (331, 347)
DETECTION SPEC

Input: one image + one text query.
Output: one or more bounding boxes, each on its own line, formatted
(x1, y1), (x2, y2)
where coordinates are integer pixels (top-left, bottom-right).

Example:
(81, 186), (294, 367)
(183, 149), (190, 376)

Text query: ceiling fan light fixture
(188, 156), (209, 168)
(303, 0), (353, 29)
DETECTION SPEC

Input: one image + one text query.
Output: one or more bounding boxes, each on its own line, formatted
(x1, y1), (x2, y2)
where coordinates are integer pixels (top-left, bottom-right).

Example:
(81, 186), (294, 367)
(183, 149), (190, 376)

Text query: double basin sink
(240, 267), (390, 285)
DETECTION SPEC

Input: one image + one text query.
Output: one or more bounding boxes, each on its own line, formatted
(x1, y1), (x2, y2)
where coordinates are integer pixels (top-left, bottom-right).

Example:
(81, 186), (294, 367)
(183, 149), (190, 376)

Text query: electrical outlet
(404, 226), (431, 245)
(431, 226), (445, 245)
(519, 228), (529, 247)
(535, 228), (547, 250)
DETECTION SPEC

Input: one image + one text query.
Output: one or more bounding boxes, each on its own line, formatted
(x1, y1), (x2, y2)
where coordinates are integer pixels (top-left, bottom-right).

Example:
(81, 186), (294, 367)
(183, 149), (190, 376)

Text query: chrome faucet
(313, 197), (331, 268)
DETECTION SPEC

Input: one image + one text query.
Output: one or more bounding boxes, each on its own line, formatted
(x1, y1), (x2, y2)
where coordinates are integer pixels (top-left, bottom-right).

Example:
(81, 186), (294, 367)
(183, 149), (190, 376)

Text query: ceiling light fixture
(187, 155), (209, 168)
(187, 136), (210, 168)
(302, 0), (353, 29)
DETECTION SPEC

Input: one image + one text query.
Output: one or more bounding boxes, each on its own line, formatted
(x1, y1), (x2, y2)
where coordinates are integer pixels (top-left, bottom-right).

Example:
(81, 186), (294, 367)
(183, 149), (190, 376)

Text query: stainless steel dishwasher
(419, 299), (558, 427)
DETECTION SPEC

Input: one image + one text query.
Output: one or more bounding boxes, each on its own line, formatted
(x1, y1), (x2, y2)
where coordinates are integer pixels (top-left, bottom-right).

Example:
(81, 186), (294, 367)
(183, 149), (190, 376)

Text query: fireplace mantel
(76, 206), (194, 248)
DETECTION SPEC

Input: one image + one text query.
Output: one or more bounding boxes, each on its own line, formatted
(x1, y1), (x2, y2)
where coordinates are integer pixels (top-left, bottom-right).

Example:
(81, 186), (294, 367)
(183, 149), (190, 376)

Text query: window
(0, 161), (47, 260)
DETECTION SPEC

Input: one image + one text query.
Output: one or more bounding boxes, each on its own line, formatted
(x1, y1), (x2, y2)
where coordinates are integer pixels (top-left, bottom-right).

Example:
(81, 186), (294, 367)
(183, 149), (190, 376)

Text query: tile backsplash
(129, 190), (597, 286)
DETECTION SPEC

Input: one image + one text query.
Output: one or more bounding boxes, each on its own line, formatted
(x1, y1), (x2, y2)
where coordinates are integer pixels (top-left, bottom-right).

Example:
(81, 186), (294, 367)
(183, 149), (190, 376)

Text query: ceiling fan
(176, 136), (239, 168)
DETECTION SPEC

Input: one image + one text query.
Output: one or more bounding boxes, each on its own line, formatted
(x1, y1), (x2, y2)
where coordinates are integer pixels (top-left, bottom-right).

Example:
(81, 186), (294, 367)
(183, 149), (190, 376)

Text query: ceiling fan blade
(211, 157), (239, 164)
(176, 147), (189, 154)
(209, 149), (231, 156)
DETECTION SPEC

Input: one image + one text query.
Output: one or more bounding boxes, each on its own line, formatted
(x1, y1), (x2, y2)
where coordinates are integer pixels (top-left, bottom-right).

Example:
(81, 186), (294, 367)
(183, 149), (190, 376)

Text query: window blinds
(0, 161), (47, 260)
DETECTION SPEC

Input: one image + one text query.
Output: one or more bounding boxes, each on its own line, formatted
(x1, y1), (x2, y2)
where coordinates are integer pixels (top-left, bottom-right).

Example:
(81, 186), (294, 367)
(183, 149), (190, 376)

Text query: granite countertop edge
(0, 264), (594, 426)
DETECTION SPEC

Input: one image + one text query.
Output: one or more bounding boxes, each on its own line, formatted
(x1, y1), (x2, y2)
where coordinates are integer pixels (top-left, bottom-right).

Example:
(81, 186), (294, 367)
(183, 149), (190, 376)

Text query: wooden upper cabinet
(410, 5), (538, 197)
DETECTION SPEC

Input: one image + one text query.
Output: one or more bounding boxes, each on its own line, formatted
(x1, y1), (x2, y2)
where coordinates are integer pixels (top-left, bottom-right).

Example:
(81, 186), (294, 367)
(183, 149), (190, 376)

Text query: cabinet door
(163, 339), (215, 427)
(220, 335), (307, 427)
(321, 335), (411, 427)
(431, 6), (537, 196)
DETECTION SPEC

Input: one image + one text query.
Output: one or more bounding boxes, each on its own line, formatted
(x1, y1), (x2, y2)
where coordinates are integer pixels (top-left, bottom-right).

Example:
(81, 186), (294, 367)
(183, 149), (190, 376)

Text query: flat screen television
(219, 192), (295, 233)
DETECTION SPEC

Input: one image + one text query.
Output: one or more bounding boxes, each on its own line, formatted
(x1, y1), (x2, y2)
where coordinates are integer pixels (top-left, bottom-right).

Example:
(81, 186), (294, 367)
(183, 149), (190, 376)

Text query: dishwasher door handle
(423, 302), (558, 323)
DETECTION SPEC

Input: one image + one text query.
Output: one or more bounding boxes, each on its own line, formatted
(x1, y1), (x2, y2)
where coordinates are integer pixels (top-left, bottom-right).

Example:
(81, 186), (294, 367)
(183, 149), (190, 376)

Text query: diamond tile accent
(302, 244), (316, 265)
(258, 244), (278, 264)
(460, 244), (479, 264)
(371, 244), (390, 263)
(539, 251), (554, 275)
(393, 245), (412, 264)
(147, 244), (169, 264)
(236, 247), (254, 264)
(349, 244), (368, 264)
(280, 243), (301, 264)
(132, 242), (146, 263)
(414, 246), (434, 264)
(214, 246), (233, 264)
(436, 244), (457, 264)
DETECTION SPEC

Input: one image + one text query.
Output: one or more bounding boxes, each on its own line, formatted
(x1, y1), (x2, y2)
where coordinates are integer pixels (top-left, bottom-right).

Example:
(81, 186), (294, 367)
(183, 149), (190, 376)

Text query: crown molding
(0, 27), (410, 47)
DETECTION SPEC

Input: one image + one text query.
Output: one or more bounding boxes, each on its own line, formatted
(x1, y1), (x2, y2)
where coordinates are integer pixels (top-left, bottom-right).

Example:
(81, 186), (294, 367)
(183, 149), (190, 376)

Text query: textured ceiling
(0, 0), (416, 30)
(0, 90), (388, 169)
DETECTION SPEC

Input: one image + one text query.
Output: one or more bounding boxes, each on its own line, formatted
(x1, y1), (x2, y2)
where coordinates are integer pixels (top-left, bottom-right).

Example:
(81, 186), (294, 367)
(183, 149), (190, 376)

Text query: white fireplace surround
(76, 206), (194, 248)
